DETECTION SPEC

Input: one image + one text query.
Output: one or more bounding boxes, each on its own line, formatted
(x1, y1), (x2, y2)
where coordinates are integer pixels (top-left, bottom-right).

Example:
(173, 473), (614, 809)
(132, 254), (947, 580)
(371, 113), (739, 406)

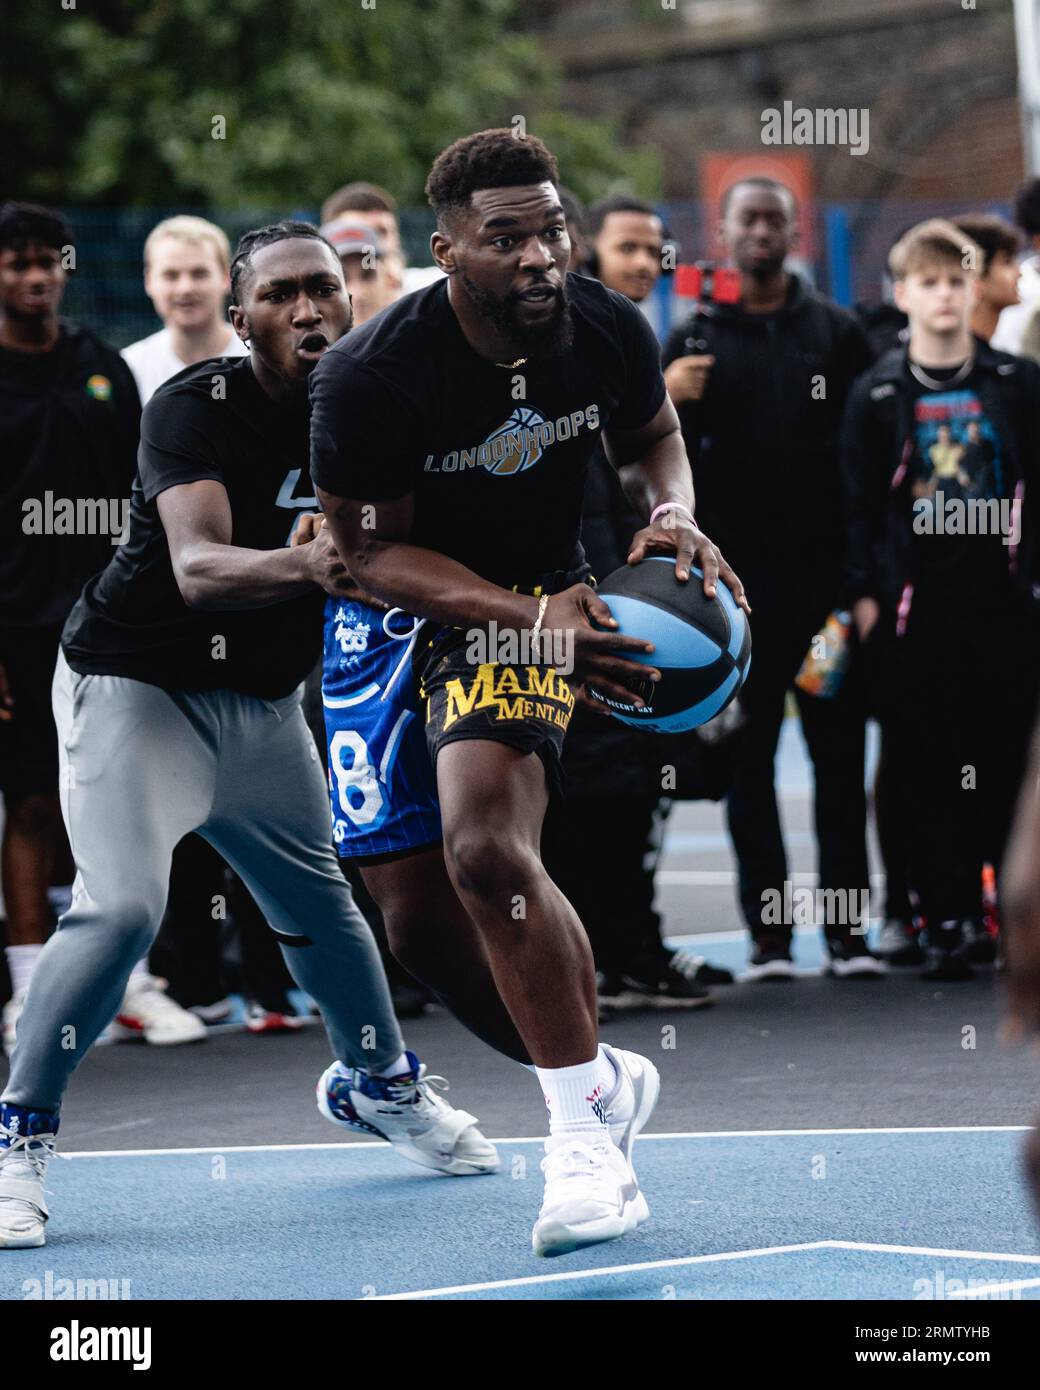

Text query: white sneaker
(599, 1045), (660, 1162)
(317, 1052), (499, 1176)
(2, 989), (27, 1059)
(0, 1109), (58, 1249)
(110, 975), (207, 1046)
(532, 1134), (648, 1258)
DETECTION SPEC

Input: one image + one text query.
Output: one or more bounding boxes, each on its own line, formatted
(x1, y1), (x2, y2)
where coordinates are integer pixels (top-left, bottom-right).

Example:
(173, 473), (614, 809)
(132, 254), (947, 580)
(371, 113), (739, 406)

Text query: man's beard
(460, 271), (574, 358)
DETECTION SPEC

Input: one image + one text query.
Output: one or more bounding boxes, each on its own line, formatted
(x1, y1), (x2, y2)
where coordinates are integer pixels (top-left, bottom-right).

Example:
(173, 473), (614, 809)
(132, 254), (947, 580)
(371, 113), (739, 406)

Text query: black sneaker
(668, 947), (735, 986)
(920, 920), (975, 982)
(597, 960), (713, 1010)
(745, 939), (797, 982)
(966, 920), (998, 965)
(824, 934), (887, 979)
(875, 918), (924, 966)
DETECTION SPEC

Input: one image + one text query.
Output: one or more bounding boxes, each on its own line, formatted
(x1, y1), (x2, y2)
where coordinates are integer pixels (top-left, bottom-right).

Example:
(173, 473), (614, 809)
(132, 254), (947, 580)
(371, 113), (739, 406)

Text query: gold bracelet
(530, 593), (551, 647)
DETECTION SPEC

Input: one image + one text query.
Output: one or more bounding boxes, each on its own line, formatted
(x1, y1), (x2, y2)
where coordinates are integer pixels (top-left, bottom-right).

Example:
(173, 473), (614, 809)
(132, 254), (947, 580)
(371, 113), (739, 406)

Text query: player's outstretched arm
(158, 478), (335, 610)
(603, 397), (750, 613)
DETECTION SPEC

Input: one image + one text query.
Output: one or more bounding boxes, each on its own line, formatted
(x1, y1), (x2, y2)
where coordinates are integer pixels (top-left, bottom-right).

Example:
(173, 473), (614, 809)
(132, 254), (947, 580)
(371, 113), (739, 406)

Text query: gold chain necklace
(493, 356), (528, 369)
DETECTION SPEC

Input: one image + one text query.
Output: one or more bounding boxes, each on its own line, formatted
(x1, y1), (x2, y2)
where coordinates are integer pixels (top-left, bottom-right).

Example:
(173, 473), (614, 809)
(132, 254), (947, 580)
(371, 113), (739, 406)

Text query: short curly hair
(425, 129), (559, 229)
(0, 201), (73, 253)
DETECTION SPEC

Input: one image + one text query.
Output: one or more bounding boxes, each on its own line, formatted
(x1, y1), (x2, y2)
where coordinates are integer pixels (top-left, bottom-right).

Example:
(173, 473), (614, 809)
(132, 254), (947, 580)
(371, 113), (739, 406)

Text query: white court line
(369, 1240), (1040, 1302)
(368, 1241), (835, 1300)
(828, 1241), (1040, 1264)
(949, 1276), (1040, 1298)
(658, 871), (887, 888)
(60, 1124), (1030, 1159)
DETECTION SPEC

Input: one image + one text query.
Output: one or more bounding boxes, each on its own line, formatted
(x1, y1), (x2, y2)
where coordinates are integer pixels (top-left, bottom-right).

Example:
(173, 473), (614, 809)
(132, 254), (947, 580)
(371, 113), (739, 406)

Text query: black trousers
(867, 603), (1040, 925)
(542, 793), (664, 974)
(726, 566), (869, 942)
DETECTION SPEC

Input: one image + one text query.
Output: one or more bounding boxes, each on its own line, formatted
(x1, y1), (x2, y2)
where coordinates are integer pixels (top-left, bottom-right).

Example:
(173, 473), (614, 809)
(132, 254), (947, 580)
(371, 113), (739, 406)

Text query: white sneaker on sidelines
(110, 975), (207, 1046)
(532, 1134), (648, 1258)
(2, 989), (27, 1059)
(317, 1052), (499, 1176)
(0, 1106), (59, 1250)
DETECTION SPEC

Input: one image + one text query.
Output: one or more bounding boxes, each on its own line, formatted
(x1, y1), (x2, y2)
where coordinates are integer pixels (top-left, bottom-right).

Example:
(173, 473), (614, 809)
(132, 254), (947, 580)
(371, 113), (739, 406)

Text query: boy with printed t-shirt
(843, 219), (1040, 982)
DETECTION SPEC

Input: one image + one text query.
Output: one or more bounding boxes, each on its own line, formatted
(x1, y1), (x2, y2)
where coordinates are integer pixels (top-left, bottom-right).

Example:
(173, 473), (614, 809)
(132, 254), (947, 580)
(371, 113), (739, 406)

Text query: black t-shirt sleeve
(309, 351), (422, 501)
(607, 292), (668, 432)
(137, 388), (226, 503)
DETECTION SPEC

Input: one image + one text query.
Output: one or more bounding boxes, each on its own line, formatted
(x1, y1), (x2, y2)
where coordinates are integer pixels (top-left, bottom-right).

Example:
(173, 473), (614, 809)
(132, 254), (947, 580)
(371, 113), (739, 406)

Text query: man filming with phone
(663, 177), (877, 980)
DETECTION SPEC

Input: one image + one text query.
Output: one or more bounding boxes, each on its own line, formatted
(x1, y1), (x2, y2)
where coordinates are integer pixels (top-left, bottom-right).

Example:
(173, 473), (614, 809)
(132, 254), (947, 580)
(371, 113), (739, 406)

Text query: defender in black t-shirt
(311, 129), (748, 1258)
(0, 224), (495, 1252)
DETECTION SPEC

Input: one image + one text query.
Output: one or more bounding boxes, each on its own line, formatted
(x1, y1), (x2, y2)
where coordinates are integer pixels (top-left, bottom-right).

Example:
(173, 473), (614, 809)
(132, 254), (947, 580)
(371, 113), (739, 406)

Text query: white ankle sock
(5, 944), (43, 996)
(374, 1052), (411, 1079)
(126, 959), (150, 988)
(535, 1048), (618, 1137)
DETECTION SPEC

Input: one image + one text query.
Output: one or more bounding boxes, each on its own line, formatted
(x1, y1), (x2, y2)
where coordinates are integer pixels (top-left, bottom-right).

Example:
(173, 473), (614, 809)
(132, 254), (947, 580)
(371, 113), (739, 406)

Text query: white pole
(1015, 0), (1040, 174)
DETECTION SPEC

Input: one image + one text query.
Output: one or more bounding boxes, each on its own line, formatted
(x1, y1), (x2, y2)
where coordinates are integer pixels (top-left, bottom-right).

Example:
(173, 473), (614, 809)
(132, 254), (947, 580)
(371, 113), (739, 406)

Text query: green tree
(3, 0), (659, 208)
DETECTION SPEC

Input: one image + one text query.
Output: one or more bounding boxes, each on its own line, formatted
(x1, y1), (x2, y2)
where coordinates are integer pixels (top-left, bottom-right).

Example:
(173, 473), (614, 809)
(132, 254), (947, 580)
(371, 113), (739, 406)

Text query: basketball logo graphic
(483, 406), (546, 476)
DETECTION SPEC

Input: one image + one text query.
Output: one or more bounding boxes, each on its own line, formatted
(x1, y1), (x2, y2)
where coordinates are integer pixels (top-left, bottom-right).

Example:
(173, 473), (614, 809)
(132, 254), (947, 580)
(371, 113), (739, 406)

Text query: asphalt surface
(2, 719), (1034, 1153)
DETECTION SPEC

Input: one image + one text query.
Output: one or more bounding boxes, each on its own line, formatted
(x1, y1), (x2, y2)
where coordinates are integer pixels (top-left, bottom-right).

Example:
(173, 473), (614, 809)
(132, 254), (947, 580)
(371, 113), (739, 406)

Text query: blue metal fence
(58, 199), (1016, 348)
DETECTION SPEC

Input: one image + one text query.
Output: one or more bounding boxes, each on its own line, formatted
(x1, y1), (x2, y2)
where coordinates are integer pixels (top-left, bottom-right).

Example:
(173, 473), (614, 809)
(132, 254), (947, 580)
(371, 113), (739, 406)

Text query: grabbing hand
(626, 517), (750, 614)
(297, 515), (386, 606)
(542, 582), (659, 711)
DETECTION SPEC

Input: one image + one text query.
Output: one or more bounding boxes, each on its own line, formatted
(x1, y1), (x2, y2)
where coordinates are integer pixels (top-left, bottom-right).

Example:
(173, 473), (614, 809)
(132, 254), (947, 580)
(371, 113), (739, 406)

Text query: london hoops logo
(423, 403), (600, 478)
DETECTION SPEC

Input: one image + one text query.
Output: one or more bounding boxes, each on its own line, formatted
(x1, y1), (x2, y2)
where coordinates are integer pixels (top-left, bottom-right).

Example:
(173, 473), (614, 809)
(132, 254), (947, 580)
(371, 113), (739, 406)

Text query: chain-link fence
(61, 198), (1016, 348)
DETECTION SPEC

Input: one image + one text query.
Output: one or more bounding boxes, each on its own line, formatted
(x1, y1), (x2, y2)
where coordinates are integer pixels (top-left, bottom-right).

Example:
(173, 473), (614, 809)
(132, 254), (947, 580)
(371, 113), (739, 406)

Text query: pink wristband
(650, 502), (696, 527)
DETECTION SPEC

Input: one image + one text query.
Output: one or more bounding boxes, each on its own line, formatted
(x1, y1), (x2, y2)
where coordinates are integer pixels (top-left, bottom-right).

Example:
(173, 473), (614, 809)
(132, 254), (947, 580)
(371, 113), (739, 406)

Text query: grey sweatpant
(3, 651), (404, 1111)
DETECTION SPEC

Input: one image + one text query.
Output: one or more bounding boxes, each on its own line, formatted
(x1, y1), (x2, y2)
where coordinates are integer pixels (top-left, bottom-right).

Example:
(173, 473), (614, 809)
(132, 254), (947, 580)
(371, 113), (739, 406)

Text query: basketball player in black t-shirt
(0, 223), (495, 1251)
(310, 130), (748, 1256)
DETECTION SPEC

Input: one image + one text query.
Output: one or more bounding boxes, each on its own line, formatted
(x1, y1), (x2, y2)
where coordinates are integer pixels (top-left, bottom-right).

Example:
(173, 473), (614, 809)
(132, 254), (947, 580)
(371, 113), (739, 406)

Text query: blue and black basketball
(589, 556), (751, 733)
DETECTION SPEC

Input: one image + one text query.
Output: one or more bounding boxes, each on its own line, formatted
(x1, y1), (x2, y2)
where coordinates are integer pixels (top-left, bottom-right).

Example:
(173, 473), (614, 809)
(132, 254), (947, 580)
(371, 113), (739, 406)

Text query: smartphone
(674, 262), (741, 304)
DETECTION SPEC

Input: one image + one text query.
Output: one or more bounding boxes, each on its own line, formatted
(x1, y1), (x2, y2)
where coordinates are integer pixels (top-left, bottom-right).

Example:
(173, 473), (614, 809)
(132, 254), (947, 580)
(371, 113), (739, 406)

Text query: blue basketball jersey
(321, 597), (442, 859)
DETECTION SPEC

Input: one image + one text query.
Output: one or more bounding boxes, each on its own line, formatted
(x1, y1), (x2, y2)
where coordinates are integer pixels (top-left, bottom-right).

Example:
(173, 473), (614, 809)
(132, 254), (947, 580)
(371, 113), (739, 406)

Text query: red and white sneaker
(245, 1004), (304, 1034)
(110, 974), (207, 1046)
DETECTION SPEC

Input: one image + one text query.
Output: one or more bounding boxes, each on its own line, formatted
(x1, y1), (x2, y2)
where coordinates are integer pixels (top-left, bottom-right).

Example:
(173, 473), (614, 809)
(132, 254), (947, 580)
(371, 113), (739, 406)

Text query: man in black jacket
(664, 177), (880, 979)
(843, 218), (1040, 981)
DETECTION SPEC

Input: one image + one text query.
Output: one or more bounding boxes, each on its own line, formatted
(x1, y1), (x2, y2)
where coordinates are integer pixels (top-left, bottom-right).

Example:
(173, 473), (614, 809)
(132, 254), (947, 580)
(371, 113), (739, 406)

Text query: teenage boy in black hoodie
(843, 218), (1040, 981)
(663, 178), (878, 979)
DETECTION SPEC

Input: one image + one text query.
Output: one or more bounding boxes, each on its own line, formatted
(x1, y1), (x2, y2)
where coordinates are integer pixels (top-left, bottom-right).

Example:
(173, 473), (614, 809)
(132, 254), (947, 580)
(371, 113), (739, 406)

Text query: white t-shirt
(401, 265), (445, 294)
(992, 255), (1040, 357)
(122, 326), (248, 404)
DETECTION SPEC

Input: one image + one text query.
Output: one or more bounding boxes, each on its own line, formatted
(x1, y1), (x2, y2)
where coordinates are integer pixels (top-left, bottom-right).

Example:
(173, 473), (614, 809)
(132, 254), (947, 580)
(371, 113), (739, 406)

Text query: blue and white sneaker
(317, 1053), (499, 1176)
(0, 1103), (60, 1249)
